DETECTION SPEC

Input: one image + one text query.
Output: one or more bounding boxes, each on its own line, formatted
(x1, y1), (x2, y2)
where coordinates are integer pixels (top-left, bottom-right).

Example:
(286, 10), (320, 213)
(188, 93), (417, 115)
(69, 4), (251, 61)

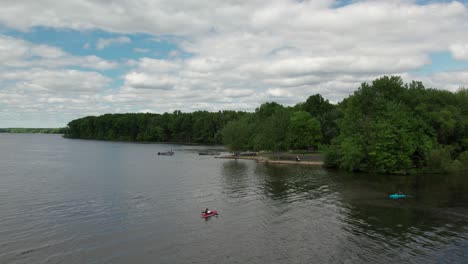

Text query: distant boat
(198, 151), (221, 156)
(158, 151), (174, 156)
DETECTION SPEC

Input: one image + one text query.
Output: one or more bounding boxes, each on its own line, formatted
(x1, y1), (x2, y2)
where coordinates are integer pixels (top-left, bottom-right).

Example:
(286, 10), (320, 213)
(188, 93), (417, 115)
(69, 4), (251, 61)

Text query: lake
(0, 134), (467, 263)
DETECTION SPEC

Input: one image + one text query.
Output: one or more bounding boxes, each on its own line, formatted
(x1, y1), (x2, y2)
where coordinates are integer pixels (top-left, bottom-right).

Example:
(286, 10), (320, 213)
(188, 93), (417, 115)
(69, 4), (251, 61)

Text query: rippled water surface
(1, 134), (467, 263)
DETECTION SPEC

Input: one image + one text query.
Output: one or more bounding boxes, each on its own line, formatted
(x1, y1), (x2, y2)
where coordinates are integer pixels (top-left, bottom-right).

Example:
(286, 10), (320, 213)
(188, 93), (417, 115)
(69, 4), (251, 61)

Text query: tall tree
(287, 111), (322, 150)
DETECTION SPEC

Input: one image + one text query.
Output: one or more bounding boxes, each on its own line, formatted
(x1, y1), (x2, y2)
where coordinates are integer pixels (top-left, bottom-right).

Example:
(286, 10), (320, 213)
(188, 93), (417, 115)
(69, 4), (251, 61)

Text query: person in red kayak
(203, 208), (211, 214)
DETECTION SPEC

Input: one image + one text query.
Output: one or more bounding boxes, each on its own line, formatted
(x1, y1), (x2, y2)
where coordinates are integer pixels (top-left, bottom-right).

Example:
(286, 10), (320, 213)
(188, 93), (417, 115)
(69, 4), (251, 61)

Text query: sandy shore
(215, 155), (324, 166)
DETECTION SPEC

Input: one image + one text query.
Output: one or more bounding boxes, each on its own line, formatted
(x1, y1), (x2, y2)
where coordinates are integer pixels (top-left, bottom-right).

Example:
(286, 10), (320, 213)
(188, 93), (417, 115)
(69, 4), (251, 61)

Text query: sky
(1, 0), (468, 127)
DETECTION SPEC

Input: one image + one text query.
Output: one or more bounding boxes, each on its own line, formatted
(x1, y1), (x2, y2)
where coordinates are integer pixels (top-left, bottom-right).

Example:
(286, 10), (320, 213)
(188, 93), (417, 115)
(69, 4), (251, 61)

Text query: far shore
(215, 152), (324, 166)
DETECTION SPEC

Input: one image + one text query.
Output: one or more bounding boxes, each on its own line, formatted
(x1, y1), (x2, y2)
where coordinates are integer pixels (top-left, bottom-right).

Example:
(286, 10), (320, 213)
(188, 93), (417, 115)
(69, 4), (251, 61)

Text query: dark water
(1, 134), (467, 264)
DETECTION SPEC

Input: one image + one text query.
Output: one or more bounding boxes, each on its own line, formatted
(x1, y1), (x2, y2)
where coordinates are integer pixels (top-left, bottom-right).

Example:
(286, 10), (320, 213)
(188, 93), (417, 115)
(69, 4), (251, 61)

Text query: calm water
(0, 134), (467, 264)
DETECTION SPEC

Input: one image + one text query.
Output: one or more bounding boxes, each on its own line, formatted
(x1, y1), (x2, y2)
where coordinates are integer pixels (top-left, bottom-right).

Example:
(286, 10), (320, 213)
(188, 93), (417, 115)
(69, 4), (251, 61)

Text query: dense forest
(64, 98), (335, 149)
(325, 76), (467, 174)
(64, 76), (468, 174)
(0, 128), (66, 134)
(64, 111), (248, 144)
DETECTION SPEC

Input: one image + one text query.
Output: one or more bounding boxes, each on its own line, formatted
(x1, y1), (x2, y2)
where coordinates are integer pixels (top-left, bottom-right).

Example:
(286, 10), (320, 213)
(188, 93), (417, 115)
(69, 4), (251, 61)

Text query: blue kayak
(389, 193), (406, 199)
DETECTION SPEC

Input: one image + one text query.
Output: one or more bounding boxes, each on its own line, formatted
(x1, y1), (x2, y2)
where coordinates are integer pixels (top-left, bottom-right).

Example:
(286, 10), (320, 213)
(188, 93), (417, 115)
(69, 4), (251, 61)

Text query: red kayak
(201, 210), (218, 218)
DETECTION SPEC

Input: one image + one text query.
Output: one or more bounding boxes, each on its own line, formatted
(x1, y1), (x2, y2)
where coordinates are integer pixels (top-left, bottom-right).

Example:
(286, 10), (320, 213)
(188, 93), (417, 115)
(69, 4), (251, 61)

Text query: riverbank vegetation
(325, 76), (468, 174)
(65, 111), (247, 144)
(0, 128), (66, 134)
(64, 76), (468, 174)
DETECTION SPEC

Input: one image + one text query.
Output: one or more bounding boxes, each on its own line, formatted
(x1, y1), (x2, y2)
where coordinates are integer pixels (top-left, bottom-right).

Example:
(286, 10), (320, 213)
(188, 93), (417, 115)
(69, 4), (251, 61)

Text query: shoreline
(215, 155), (324, 166)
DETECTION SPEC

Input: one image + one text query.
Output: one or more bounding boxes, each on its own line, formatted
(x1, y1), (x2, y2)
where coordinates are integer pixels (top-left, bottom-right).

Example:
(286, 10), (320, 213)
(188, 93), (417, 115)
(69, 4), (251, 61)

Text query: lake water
(1, 134), (467, 263)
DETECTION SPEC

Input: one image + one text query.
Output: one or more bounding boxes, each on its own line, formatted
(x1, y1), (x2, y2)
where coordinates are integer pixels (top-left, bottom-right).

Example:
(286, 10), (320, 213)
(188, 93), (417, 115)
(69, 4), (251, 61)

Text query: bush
(426, 147), (453, 173)
(323, 145), (340, 168)
(454, 151), (468, 171)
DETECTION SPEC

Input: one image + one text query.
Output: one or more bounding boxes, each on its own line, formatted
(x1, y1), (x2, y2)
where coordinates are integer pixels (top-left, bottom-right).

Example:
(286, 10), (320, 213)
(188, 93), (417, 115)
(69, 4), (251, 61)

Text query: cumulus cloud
(0, 69), (114, 127)
(124, 72), (178, 90)
(267, 88), (293, 98)
(0, 35), (117, 127)
(1, 69), (111, 93)
(222, 88), (255, 98)
(407, 70), (468, 92)
(1, 0), (468, 126)
(96, 36), (131, 50)
(449, 43), (468, 60)
(0, 35), (118, 70)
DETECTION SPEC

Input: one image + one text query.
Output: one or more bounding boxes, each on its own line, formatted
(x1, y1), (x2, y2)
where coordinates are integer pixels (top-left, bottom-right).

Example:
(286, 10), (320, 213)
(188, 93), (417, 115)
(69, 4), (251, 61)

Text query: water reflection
(3, 134), (467, 264)
(253, 164), (332, 201)
(220, 160), (250, 197)
(221, 160), (468, 262)
(334, 173), (465, 214)
(329, 171), (468, 262)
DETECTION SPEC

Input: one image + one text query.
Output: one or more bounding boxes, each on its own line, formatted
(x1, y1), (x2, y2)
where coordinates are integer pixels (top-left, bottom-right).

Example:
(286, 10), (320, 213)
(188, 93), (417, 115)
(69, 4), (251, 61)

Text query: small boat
(389, 193), (406, 199)
(158, 151), (174, 156)
(201, 210), (218, 218)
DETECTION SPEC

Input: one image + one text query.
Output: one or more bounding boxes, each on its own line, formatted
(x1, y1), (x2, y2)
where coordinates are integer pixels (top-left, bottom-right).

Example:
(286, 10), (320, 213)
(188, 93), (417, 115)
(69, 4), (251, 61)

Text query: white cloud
(96, 36), (131, 50)
(407, 70), (468, 92)
(137, 58), (181, 72)
(0, 35), (118, 70)
(124, 72), (178, 90)
(267, 88), (293, 98)
(134, 47), (150, 53)
(2, 0), (468, 126)
(222, 88), (255, 98)
(168, 50), (180, 57)
(1, 69), (111, 93)
(0, 68), (114, 127)
(139, 109), (155, 113)
(449, 43), (468, 60)
(0, 35), (117, 127)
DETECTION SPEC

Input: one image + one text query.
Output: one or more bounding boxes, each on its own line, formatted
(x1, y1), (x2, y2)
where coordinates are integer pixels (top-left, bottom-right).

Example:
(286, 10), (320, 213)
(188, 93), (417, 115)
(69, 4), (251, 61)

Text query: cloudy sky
(1, 0), (468, 127)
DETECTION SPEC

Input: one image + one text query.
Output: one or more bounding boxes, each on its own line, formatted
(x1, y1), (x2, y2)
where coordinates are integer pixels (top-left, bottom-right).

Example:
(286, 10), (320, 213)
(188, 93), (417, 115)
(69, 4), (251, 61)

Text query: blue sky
(2, 27), (186, 80)
(1, 0), (468, 127)
(4, 26), (467, 76)
(6, 27), (188, 60)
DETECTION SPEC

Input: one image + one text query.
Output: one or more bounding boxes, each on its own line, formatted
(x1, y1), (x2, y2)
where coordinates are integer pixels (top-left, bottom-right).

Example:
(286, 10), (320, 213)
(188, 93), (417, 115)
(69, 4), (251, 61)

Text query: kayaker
(203, 208), (211, 214)
(397, 191), (404, 195)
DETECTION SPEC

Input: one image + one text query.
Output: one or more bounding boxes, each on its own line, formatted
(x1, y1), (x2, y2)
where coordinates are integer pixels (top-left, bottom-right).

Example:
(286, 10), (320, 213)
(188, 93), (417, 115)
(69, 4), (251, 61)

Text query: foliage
(64, 75), (467, 174)
(221, 116), (253, 151)
(426, 146), (455, 173)
(325, 76), (467, 174)
(0, 128), (66, 134)
(295, 94), (338, 144)
(64, 111), (245, 144)
(222, 103), (324, 152)
(252, 105), (291, 152)
(287, 111), (322, 150)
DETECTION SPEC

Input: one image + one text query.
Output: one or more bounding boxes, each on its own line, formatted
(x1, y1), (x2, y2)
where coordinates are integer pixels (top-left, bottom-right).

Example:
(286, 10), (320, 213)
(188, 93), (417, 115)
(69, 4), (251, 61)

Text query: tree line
(0, 128), (66, 134)
(65, 97), (335, 149)
(64, 110), (247, 144)
(64, 76), (468, 174)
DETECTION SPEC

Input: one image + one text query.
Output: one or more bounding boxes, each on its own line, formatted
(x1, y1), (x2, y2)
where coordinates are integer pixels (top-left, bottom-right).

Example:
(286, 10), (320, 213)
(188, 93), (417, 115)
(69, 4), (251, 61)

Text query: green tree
(287, 111), (322, 150)
(326, 76), (440, 173)
(221, 116), (253, 151)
